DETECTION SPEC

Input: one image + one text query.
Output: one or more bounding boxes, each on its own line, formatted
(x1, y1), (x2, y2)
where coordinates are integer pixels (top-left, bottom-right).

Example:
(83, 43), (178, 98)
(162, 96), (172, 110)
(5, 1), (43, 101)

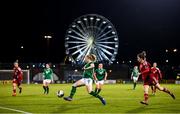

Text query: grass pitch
(0, 83), (179, 113)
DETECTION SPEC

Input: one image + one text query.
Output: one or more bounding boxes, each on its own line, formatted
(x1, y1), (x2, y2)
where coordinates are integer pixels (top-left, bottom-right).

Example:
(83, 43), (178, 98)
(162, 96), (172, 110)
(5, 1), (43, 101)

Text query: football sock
(13, 89), (16, 94)
(97, 89), (101, 95)
(70, 86), (76, 98)
(89, 91), (103, 100)
(133, 83), (136, 89)
(144, 93), (148, 102)
(46, 86), (49, 94)
(43, 86), (46, 94)
(18, 87), (22, 93)
(95, 88), (98, 93)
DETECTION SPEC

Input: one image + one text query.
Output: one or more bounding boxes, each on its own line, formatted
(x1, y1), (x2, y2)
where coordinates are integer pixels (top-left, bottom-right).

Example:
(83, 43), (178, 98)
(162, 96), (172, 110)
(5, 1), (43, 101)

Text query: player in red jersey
(150, 62), (162, 95)
(12, 61), (23, 96)
(137, 51), (175, 105)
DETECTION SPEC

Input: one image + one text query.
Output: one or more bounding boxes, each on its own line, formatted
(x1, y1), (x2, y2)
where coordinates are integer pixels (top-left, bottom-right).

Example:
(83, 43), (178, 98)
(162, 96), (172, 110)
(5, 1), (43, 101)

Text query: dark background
(1, 0), (180, 66)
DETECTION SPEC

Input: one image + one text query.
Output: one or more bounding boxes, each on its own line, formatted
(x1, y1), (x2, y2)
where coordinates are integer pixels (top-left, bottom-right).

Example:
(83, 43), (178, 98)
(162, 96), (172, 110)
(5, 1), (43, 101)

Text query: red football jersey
(150, 67), (162, 81)
(139, 61), (151, 81)
(13, 67), (23, 81)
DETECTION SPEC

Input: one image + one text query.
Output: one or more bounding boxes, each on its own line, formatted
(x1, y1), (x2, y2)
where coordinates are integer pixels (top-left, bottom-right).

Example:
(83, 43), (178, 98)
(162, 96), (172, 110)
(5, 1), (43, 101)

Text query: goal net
(0, 70), (30, 84)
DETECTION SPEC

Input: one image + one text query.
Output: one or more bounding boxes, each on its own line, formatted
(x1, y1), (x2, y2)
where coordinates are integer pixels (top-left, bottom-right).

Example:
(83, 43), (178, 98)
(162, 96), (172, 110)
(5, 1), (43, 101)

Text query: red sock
(13, 89), (16, 93)
(144, 93), (148, 102)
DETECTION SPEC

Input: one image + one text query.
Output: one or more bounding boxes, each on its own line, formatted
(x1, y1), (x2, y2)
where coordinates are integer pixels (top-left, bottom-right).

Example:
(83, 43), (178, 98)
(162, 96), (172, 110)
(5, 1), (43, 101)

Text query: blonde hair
(86, 54), (97, 62)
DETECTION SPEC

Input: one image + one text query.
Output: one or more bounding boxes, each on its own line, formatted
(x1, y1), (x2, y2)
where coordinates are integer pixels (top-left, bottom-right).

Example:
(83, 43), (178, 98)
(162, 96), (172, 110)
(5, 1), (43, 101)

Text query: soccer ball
(57, 90), (64, 98)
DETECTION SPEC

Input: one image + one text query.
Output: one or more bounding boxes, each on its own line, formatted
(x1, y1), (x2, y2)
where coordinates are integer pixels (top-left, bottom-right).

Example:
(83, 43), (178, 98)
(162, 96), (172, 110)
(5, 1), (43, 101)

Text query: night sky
(1, 0), (180, 65)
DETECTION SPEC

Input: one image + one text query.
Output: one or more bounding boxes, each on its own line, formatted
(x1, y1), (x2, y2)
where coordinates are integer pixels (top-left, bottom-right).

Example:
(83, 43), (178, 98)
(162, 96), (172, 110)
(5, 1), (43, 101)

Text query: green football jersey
(83, 62), (94, 79)
(95, 68), (107, 80)
(43, 68), (53, 79)
(132, 69), (139, 77)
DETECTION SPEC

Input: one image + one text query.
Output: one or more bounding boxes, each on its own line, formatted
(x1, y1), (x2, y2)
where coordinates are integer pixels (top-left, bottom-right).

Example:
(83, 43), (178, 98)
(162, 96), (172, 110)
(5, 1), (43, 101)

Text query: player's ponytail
(137, 51), (146, 60)
(90, 54), (97, 62)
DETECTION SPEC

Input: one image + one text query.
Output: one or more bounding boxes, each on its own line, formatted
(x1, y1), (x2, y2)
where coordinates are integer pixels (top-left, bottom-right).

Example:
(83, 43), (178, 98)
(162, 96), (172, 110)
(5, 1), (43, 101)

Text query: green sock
(97, 89), (101, 95)
(89, 91), (102, 100)
(43, 86), (46, 94)
(134, 83), (136, 89)
(70, 86), (76, 98)
(95, 88), (98, 93)
(46, 86), (49, 94)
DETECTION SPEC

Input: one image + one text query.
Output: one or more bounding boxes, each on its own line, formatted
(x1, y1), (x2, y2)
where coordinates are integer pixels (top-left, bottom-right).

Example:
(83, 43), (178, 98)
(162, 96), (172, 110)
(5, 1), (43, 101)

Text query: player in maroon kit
(12, 61), (23, 96)
(150, 62), (162, 95)
(137, 51), (175, 105)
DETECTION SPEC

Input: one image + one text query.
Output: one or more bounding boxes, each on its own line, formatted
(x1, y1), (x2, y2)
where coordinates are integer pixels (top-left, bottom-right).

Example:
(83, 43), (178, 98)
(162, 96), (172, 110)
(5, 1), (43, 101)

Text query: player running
(137, 51), (175, 105)
(42, 63), (53, 94)
(94, 63), (107, 95)
(64, 54), (106, 105)
(150, 62), (162, 95)
(12, 60), (23, 96)
(131, 66), (139, 90)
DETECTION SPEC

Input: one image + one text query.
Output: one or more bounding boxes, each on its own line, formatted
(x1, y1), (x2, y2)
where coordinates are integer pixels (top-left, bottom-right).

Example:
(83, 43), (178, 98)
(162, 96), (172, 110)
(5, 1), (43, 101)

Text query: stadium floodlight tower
(65, 14), (119, 65)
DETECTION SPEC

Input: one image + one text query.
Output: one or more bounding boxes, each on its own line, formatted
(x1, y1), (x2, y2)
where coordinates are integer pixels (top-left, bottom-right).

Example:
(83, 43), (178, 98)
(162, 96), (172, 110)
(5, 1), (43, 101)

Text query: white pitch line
(0, 106), (32, 114)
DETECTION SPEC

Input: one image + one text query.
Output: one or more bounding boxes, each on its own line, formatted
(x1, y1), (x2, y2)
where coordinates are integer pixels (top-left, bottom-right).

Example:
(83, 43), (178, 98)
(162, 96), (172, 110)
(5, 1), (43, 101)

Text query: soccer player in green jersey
(131, 66), (139, 90)
(43, 63), (53, 94)
(94, 63), (107, 95)
(64, 54), (106, 105)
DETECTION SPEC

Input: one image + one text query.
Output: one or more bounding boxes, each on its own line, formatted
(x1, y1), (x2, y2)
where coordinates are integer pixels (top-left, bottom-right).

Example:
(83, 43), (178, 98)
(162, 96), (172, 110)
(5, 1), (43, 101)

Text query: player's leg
(151, 85), (155, 95)
(133, 77), (137, 90)
(96, 81), (104, 95)
(95, 81), (100, 93)
(140, 85), (149, 105)
(12, 82), (17, 96)
(17, 82), (22, 94)
(155, 83), (175, 99)
(43, 80), (47, 94)
(64, 79), (85, 101)
(86, 79), (106, 105)
(46, 82), (49, 94)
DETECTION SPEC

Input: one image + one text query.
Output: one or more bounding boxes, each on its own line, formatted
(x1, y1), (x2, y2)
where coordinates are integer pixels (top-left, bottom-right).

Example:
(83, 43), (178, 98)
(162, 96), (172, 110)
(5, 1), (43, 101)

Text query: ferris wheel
(65, 14), (119, 65)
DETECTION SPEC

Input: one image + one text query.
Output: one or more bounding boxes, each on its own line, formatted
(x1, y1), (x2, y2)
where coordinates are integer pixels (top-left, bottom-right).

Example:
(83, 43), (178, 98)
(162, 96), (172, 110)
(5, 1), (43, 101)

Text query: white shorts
(133, 77), (138, 82)
(95, 80), (104, 85)
(43, 79), (51, 84)
(79, 78), (93, 86)
(73, 78), (93, 92)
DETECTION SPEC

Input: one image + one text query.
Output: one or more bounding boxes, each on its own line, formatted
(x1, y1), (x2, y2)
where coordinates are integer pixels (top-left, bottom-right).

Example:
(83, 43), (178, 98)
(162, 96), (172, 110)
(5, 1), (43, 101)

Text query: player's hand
(104, 78), (107, 81)
(138, 73), (141, 76)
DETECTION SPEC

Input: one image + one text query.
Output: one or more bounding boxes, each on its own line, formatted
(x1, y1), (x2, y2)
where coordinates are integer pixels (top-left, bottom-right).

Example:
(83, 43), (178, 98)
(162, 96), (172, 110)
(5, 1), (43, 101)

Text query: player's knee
(72, 83), (77, 87)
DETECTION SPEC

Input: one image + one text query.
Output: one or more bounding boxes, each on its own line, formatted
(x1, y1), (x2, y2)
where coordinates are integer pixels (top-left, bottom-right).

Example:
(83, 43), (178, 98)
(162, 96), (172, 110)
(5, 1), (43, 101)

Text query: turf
(0, 83), (179, 113)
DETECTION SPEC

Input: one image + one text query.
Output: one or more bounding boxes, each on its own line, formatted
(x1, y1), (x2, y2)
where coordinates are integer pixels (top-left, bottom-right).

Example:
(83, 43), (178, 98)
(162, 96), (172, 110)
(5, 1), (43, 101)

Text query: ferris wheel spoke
(96, 35), (116, 42)
(96, 24), (109, 38)
(75, 24), (87, 37)
(99, 47), (113, 56)
(66, 41), (86, 44)
(67, 44), (87, 50)
(76, 45), (90, 60)
(96, 43), (116, 50)
(68, 35), (86, 42)
(70, 29), (87, 39)
(71, 45), (88, 56)
(95, 22), (104, 36)
(99, 48), (112, 62)
(78, 21), (89, 36)
(97, 42), (117, 44)
(96, 48), (104, 61)
(96, 29), (113, 40)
